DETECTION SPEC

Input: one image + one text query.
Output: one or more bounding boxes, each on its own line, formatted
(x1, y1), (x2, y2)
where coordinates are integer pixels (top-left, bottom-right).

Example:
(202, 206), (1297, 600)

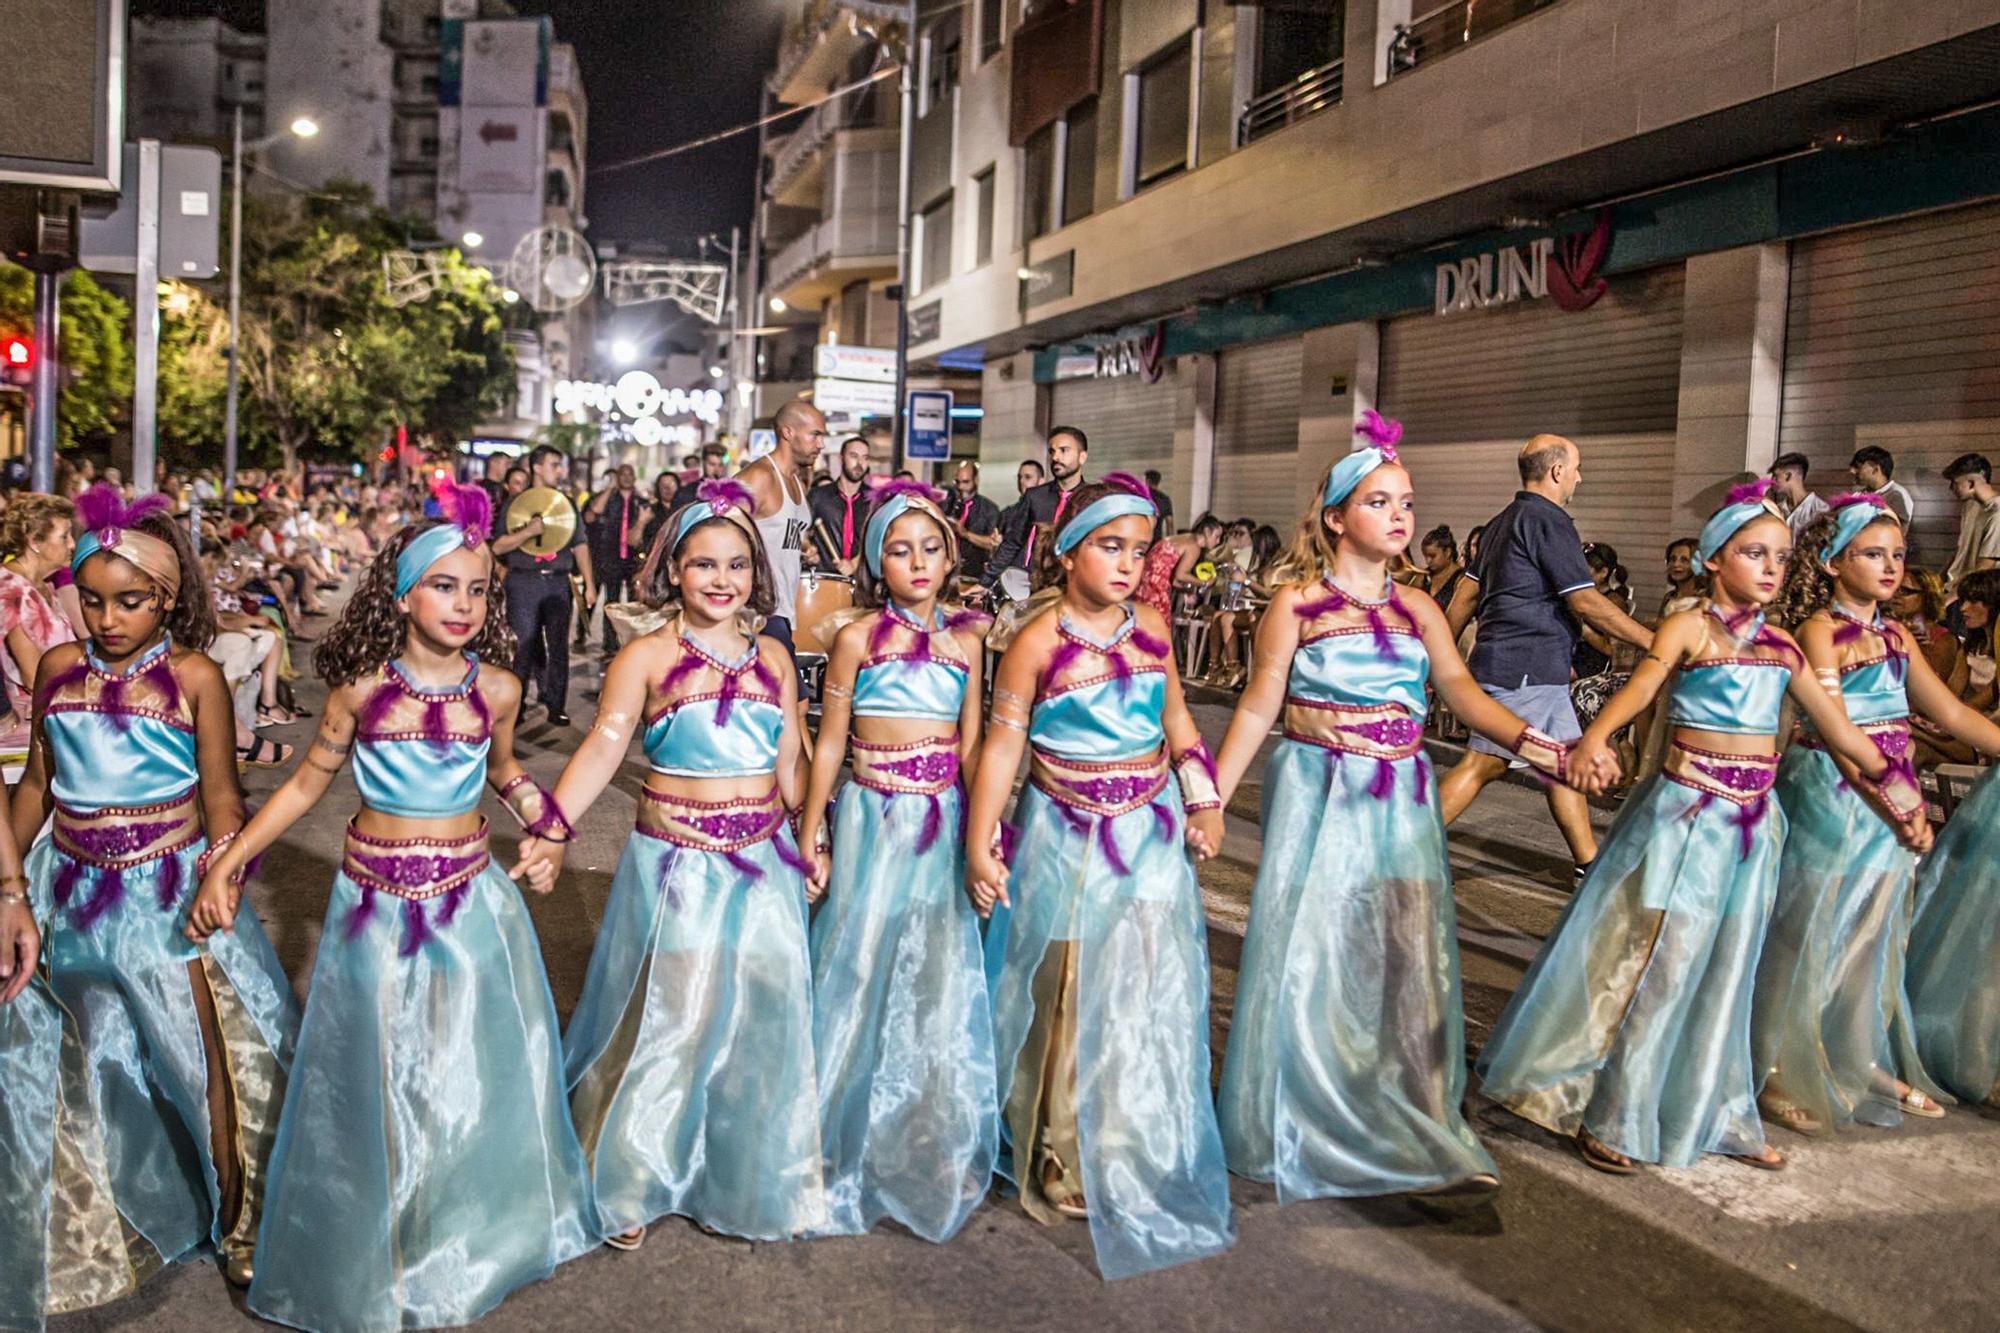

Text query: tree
(0, 266), (135, 448)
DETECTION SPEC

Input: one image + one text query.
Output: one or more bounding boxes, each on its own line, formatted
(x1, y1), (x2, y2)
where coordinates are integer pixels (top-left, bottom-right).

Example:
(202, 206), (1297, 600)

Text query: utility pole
(28, 269), (61, 492)
(224, 104), (245, 497)
(892, 0), (917, 468)
(130, 139), (162, 497)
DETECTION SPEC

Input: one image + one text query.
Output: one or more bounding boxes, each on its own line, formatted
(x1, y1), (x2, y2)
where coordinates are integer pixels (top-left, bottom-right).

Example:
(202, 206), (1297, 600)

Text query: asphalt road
(44, 628), (2000, 1333)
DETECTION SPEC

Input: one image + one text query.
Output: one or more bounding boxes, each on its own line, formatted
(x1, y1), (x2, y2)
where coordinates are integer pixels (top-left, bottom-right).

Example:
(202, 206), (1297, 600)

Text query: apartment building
(906, 1), (2000, 607)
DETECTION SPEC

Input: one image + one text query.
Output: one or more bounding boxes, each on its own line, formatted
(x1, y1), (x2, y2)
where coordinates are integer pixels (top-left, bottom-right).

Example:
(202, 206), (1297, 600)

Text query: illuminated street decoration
(554, 373), (724, 450)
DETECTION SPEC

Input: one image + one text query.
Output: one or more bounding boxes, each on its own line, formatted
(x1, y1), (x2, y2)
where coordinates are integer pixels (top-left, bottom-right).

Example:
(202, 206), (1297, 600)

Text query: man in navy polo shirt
(1441, 434), (1653, 882)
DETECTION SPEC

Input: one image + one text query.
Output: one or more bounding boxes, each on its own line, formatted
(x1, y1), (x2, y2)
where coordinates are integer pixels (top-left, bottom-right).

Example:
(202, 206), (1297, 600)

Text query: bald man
(1440, 435), (1653, 881)
(738, 399), (826, 659)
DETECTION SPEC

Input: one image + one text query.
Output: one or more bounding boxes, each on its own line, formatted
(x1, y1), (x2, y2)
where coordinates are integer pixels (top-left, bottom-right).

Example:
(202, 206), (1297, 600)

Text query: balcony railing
(1238, 58), (1343, 146)
(1387, 0), (1560, 79)
(767, 87), (893, 201)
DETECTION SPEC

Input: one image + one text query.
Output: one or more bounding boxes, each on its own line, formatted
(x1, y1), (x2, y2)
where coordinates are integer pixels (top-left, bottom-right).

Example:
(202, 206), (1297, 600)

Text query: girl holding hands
(190, 483), (594, 1333)
(965, 472), (1233, 1279)
(1209, 415), (1578, 1204)
(796, 480), (998, 1243)
(1477, 482), (1927, 1175)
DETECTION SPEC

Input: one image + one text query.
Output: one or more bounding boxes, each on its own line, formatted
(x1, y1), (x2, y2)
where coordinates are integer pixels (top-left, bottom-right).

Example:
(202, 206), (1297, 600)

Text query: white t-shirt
(1784, 491), (1829, 544)
(1946, 495), (2000, 587)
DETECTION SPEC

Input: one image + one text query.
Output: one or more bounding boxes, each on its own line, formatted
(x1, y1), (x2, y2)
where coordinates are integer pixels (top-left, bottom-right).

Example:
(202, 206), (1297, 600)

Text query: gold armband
(589, 709), (635, 746)
(1173, 741), (1221, 812)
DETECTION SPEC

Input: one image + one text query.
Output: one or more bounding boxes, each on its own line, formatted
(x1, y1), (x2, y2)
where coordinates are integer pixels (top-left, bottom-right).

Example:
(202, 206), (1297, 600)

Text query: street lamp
(462, 231), (484, 249)
(611, 338), (639, 366)
(224, 107), (321, 495)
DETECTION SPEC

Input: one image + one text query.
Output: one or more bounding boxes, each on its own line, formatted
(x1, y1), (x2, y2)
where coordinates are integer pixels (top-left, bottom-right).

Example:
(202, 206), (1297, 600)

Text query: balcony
(770, 0), (905, 106)
(765, 210), (898, 311)
(1238, 58), (1342, 146)
(1387, 0), (1561, 79)
(765, 88), (895, 210)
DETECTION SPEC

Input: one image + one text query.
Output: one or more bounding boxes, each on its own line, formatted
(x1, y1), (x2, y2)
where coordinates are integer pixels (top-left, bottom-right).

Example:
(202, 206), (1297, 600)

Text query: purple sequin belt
(53, 791), (203, 870)
(1663, 741), (1778, 805)
(850, 735), (960, 795)
(1282, 699), (1425, 761)
(341, 820), (490, 900)
(1029, 745), (1169, 817)
(637, 784), (787, 852)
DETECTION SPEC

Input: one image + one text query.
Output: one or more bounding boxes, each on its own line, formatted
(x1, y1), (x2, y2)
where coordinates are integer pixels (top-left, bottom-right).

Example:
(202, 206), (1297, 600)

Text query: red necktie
(1027, 487), (1074, 565)
(618, 495), (631, 560)
(841, 492), (857, 558)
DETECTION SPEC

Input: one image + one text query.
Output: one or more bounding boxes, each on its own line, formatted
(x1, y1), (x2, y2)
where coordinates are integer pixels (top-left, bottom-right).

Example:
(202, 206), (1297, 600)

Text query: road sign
(0, 0), (125, 191)
(78, 143), (222, 278)
(906, 389), (952, 462)
(812, 344), (897, 384)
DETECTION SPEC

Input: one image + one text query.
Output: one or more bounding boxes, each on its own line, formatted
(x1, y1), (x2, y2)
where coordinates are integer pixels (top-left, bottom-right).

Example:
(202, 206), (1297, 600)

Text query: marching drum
(793, 571), (856, 655)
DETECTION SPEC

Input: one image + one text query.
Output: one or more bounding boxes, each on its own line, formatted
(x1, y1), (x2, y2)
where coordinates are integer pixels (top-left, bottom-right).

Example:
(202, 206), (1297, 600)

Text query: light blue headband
(1322, 446), (1392, 508)
(673, 501), (723, 551)
(71, 532), (106, 571)
(1052, 494), (1156, 556)
(1694, 499), (1777, 564)
(861, 494), (952, 578)
(1820, 499), (1896, 565)
(395, 523), (478, 598)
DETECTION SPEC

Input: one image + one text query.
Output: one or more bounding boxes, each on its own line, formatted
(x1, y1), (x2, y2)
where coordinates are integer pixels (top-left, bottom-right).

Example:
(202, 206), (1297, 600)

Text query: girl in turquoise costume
(796, 480), (997, 1242)
(1477, 482), (1928, 1174)
(190, 482), (595, 1331)
(1209, 414), (1575, 1203)
(964, 472), (1233, 1279)
(524, 478), (822, 1249)
(1757, 498), (2000, 1132)
(5, 484), (298, 1299)
(1908, 769), (2000, 1106)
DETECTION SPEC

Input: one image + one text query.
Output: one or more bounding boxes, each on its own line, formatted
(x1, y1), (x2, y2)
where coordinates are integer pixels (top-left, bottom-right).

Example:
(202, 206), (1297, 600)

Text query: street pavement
(45, 631), (2000, 1333)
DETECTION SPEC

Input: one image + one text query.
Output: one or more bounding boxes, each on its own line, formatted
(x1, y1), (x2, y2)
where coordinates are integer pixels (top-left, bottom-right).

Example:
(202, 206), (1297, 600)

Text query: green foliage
(0, 267), (134, 448)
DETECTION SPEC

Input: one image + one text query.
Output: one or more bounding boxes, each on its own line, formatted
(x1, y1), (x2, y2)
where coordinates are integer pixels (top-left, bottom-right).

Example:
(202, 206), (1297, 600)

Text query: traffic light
(0, 335), (31, 388)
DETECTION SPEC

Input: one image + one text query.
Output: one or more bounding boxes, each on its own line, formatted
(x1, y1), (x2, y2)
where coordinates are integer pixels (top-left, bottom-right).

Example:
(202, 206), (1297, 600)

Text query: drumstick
(813, 518), (844, 563)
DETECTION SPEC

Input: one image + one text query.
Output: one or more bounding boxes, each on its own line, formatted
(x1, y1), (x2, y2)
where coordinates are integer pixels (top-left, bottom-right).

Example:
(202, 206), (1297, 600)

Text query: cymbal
(506, 487), (576, 556)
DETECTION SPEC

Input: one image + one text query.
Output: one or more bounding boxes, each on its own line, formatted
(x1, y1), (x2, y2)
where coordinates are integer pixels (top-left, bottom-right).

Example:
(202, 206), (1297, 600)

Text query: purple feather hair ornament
(1827, 492), (1887, 512)
(433, 479), (495, 547)
(696, 477), (757, 515)
(74, 484), (173, 546)
(868, 476), (946, 506)
(1355, 410), (1403, 458)
(1722, 477), (1777, 508)
(1100, 471), (1152, 500)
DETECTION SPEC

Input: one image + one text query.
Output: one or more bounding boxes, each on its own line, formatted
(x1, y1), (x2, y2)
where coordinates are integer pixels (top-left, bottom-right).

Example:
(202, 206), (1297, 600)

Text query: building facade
(903, 0), (2000, 608)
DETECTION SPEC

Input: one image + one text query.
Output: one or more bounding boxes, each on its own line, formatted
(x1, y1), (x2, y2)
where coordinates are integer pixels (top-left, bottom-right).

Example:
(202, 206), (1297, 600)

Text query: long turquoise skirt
(563, 831), (827, 1240)
(26, 833), (297, 1284)
(1219, 741), (1495, 1198)
(810, 781), (996, 1241)
(1476, 774), (1782, 1166)
(249, 864), (596, 1333)
(1907, 767), (2000, 1105)
(984, 783), (1233, 1279)
(1755, 746), (1939, 1128)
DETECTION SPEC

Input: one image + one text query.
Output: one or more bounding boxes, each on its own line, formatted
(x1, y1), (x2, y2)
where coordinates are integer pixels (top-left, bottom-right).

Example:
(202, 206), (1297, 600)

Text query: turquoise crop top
(351, 656), (490, 819)
(1829, 608), (1909, 726)
(644, 631), (784, 777)
(44, 639), (199, 810)
(1029, 607), (1167, 761)
(1665, 611), (1793, 735)
(851, 603), (969, 723)
(1289, 577), (1430, 718)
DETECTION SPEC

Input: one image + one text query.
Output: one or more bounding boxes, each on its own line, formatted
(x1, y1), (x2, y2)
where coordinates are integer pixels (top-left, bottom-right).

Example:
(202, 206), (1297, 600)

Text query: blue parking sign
(906, 390), (953, 462)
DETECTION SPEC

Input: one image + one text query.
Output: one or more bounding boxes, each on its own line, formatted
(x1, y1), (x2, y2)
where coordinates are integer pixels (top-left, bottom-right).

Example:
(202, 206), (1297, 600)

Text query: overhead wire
(595, 64), (900, 177)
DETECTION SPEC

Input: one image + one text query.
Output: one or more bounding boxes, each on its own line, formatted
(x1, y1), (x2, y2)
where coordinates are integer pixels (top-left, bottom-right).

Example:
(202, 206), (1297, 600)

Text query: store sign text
(1053, 323), (1165, 382)
(1434, 237), (1555, 317)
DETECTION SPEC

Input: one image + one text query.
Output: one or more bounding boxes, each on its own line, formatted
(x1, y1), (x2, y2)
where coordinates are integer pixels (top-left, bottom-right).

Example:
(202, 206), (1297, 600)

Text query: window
(974, 167), (996, 267)
(1132, 40), (1192, 190)
(1061, 98), (1097, 225)
(1023, 125), (1056, 241)
(1257, 4), (1344, 96)
(918, 194), (954, 294)
(420, 73), (440, 97)
(923, 13), (962, 113)
(979, 0), (1004, 62)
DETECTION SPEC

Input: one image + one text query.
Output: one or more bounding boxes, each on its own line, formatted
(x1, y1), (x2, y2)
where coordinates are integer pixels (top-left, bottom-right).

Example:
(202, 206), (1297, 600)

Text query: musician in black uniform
(492, 445), (595, 727)
(984, 426), (1090, 592)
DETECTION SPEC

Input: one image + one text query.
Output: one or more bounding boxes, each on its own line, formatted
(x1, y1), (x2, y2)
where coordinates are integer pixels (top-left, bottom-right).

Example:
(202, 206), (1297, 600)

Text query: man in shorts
(1441, 434), (1653, 882)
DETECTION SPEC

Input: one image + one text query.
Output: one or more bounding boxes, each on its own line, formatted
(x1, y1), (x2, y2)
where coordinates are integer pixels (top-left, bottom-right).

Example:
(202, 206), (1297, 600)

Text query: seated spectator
(1659, 537), (1700, 618)
(0, 493), (78, 729)
(1952, 568), (2000, 715)
(1898, 567), (1975, 767)
(1205, 523), (1281, 687)
(203, 540), (300, 755)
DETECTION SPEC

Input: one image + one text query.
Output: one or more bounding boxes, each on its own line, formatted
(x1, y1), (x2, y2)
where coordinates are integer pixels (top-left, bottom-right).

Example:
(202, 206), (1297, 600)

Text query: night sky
(132, 0), (790, 247)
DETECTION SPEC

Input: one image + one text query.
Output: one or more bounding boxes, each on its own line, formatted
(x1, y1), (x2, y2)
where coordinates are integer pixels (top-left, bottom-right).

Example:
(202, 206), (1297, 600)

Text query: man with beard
(946, 459), (1002, 582)
(583, 462), (649, 651)
(985, 427), (1089, 598)
(807, 434), (874, 575)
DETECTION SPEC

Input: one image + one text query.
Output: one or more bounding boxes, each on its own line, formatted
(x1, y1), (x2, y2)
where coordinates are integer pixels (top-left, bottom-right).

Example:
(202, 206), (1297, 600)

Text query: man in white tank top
(738, 398), (823, 661)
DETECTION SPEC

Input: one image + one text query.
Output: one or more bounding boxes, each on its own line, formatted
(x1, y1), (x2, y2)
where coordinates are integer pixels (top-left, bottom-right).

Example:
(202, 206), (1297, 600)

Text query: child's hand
(1567, 737), (1616, 795)
(0, 899), (40, 1004)
(186, 870), (240, 942)
(1895, 811), (1934, 855)
(508, 838), (564, 895)
(1185, 809), (1223, 862)
(806, 848), (831, 904)
(966, 847), (1010, 919)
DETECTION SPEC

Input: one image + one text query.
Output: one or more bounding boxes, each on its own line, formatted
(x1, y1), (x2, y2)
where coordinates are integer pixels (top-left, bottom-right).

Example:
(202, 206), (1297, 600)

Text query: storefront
(1046, 336), (1188, 486)
(1210, 336), (1304, 528)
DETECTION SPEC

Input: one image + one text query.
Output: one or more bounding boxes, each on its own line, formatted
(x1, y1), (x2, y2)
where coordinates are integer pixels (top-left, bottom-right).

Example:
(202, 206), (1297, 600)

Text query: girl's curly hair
(314, 521), (516, 686)
(1773, 512), (1839, 629)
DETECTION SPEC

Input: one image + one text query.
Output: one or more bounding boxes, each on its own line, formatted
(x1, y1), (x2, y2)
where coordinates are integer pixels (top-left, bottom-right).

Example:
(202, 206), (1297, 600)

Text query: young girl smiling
(965, 472), (1232, 1279)
(1209, 418), (1576, 1203)
(9, 485), (298, 1297)
(796, 480), (997, 1243)
(191, 482), (594, 1332)
(530, 478), (823, 1248)
(1477, 482), (1927, 1174)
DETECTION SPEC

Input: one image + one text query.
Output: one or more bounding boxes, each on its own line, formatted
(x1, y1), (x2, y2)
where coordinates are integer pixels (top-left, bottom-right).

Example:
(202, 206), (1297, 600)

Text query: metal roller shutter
(1779, 202), (2000, 572)
(1210, 337), (1303, 528)
(1049, 369), (1179, 483)
(1380, 265), (1686, 609)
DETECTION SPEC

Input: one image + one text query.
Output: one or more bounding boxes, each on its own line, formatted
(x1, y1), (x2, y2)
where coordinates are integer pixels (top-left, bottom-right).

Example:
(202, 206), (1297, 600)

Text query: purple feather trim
(867, 611), (899, 657)
(356, 680), (402, 737)
(1105, 647), (1133, 694)
(75, 484), (172, 537)
(1056, 802), (1091, 835)
(916, 794), (944, 854)
(1100, 471), (1151, 500)
(466, 684), (491, 738)
(943, 608), (992, 633)
(1293, 588), (1345, 622)
(867, 476), (945, 506)
(1149, 799), (1176, 845)
(1369, 758), (1397, 801)
(97, 671), (130, 733)
(1723, 477), (1776, 508)
(437, 880), (469, 928)
(658, 647), (704, 699)
(696, 477), (757, 515)
(775, 831), (813, 876)
(423, 696), (450, 752)
(1096, 817), (1130, 876)
(714, 669), (740, 725)
(1832, 618), (1866, 646)
(436, 481), (494, 546)
(1045, 637), (1087, 688)
(37, 656), (90, 705)
(1355, 409), (1403, 449)
(398, 898), (429, 957)
(1752, 624), (1802, 669)
(73, 865), (125, 932)
(52, 855), (83, 910)
(155, 851), (182, 911)
(1364, 604), (1397, 662)
(142, 653), (181, 716)
(1130, 624), (1170, 659)
(997, 820), (1019, 866)
(1413, 753), (1432, 807)
(724, 849), (765, 882)
(345, 884), (377, 941)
